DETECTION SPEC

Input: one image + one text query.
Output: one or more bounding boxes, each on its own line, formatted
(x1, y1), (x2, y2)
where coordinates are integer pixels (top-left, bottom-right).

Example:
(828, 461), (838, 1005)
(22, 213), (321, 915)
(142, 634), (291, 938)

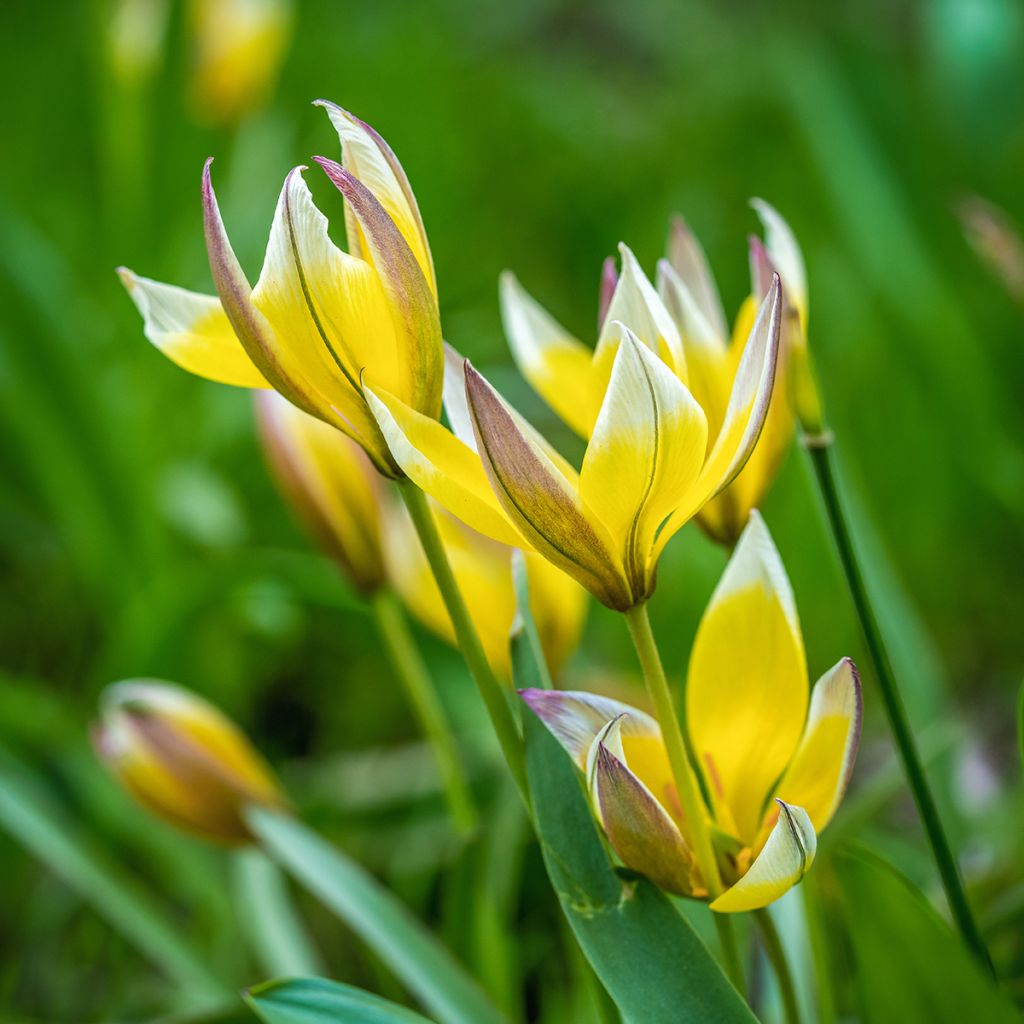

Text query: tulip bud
(256, 391), (387, 596)
(93, 681), (287, 844)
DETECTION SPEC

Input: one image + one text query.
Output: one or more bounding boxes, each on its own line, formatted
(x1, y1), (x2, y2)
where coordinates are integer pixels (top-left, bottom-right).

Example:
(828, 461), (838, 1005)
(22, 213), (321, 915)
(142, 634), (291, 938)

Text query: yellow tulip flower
(365, 279), (781, 611)
(256, 388), (586, 677)
(188, 0), (292, 124)
(502, 202), (807, 549)
(93, 681), (287, 844)
(522, 512), (862, 912)
(118, 100), (442, 476)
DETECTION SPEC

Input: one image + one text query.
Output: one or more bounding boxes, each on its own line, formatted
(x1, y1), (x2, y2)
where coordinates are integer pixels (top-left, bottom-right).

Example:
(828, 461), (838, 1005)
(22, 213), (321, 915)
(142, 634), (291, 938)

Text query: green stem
(805, 435), (992, 973)
(754, 908), (800, 1024)
(623, 603), (744, 996)
(371, 589), (479, 838)
(801, 877), (836, 1024)
(398, 480), (527, 801)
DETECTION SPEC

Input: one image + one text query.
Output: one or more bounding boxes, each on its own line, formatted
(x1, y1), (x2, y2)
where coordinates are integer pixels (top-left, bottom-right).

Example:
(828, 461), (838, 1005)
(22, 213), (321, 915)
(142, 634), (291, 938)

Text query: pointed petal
(597, 256), (619, 330)
(579, 327), (707, 598)
(711, 800), (816, 912)
(775, 658), (862, 832)
(751, 199), (807, 324)
(316, 157), (443, 418)
(315, 101), (434, 291)
(598, 243), (686, 383)
(466, 364), (632, 610)
(686, 511), (808, 843)
(364, 382), (523, 546)
(665, 215), (728, 342)
(500, 272), (599, 438)
(587, 718), (695, 897)
(653, 275), (782, 556)
(118, 269), (268, 388)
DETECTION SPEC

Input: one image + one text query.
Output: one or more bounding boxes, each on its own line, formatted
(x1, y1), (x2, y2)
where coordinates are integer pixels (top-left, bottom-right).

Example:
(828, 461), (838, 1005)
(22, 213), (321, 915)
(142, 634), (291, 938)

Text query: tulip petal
(499, 271), (600, 438)
(751, 199), (807, 324)
(587, 718), (695, 897)
(315, 157), (443, 419)
(118, 269), (269, 388)
(597, 256), (619, 329)
(580, 327), (708, 598)
(364, 382), (524, 546)
(686, 511), (808, 843)
(521, 689), (677, 818)
(666, 215), (728, 343)
(597, 244), (686, 384)
(710, 800), (816, 912)
(653, 276), (782, 557)
(466, 364), (632, 610)
(315, 100), (434, 291)
(522, 552), (588, 678)
(775, 658), (862, 832)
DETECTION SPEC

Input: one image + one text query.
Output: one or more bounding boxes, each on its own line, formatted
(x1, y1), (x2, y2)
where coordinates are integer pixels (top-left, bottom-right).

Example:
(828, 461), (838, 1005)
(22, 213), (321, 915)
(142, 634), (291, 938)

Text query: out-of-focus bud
(93, 681), (287, 844)
(256, 391), (387, 597)
(382, 499), (586, 679)
(188, 0), (292, 124)
(957, 195), (1024, 308)
(106, 0), (170, 86)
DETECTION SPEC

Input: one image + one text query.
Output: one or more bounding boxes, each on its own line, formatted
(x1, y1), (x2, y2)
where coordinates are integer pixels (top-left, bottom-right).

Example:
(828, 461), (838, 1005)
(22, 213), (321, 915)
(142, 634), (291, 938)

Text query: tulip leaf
(246, 807), (506, 1024)
(833, 845), (1016, 1022)
(520, 710), (754, 1022)
(246, 978), (434, 1024)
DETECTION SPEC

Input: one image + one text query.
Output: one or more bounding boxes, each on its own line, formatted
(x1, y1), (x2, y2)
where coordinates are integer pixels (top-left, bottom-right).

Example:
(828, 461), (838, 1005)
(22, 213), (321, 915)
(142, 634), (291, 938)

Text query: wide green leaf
(246, 978), (434, 1024)
(833, 846), (1016, 1022)
(246, 807), (506, 1024)
(518, 684), (753, 1021)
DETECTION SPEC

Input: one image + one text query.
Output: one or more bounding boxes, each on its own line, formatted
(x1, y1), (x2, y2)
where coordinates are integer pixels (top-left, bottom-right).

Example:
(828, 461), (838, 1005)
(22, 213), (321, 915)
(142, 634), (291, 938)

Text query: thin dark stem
(754, 908), (800, 1024)
(805, 435), (993, 974)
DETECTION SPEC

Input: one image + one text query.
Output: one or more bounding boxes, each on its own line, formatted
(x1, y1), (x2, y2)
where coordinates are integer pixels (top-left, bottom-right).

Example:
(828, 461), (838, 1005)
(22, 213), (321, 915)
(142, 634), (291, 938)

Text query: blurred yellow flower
(118, 100), (442, 476)
(93, 681), (286, 844)
(188, 0), (292, 124)
(256, 390), (586, 678)
(523, 512), (861, 911)
(365, 283), (781, 610)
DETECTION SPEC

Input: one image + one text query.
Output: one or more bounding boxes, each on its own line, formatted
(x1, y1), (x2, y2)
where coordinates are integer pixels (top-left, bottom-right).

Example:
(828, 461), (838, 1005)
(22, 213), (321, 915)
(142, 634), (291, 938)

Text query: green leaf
(246, 978), (434, 1023)
(833, 846), (1016, 1022)
(521, 710), (755, 1023)
(246, 807), (506, 1024)
(1017, 679), (1023, 775)
(0, 752), (227, 1002)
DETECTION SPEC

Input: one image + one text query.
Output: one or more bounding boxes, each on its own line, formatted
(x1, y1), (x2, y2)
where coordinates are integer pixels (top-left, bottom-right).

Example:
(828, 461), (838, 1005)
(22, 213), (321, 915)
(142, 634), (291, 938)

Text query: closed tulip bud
(256, 390), (387, 596)
(118, 99), (442, 477)
(93, 681), (287, 844)
(524, 513), (862, 911)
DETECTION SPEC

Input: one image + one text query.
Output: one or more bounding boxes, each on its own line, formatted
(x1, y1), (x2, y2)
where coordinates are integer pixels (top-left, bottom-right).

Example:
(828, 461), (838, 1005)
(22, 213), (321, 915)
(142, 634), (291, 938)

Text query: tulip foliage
(0, 91), (985, 1024)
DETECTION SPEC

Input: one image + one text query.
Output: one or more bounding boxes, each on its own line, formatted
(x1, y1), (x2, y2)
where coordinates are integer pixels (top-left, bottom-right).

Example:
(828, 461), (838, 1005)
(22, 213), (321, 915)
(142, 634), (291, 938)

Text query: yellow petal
(364, 381), (523, 547)
(118, 269), (269, 388)
(751, 198), (807, 326)
(664, 215), (728, 343)
(599, 244), (686, 382)
(316, 101), (435, 293)
(774, 658), (862, 832)
(256, 392), (386, 595)
(653, 276), (782, 558)
(500, 271), (600, 437)
(579, 327), (707, 599)
(710, 800), (816, 912)
(466, 364), (632, 610)
(686, 511), (808, 843)
(587, 717), (695, 897)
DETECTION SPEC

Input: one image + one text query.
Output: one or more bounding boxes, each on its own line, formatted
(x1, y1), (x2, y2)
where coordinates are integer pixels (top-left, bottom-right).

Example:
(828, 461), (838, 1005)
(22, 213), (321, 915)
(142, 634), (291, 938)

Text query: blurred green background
(1, 0), (1022, 1020)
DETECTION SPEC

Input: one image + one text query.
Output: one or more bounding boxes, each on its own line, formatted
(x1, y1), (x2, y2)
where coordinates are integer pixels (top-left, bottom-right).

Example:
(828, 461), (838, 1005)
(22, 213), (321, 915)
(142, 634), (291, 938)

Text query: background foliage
(1, 0), (1022, 1020)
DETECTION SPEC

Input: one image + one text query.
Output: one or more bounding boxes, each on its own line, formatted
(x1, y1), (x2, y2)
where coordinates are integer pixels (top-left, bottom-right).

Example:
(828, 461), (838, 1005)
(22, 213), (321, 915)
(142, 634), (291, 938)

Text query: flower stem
(398, 479), (528, 801)
(624, 603), (744, 996)
(754, 908), (800, 1024)
(371, 589), (479, 838)
(805, 434), (992, 973)
(801, 877), (836, 1024)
